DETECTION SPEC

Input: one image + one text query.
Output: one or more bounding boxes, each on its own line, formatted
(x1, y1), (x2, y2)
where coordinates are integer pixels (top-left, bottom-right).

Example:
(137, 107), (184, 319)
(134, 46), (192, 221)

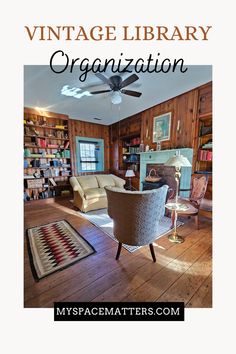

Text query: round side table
(165, 202), (189, 243)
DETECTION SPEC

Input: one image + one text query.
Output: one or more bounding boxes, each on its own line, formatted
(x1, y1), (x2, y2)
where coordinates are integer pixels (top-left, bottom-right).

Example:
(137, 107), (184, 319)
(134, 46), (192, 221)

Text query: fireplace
(139, 148), (193, 197)
(143, 164), (177, 198)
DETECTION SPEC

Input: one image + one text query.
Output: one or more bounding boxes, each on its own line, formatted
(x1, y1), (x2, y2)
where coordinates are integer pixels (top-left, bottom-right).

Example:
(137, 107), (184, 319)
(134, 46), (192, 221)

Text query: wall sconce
(177, 120), (181, 132)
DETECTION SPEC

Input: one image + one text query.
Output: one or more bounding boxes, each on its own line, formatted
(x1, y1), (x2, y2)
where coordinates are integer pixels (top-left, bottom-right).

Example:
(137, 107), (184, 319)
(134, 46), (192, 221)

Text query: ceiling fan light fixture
(111, 91), (122, 105)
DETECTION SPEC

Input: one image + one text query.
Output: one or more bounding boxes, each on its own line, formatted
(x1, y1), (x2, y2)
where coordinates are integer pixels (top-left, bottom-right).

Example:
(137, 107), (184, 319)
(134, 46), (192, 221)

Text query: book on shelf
(200, 126), (212, 136)
(198, 149), (213, 161)
(36, 138), (47, 148)
(207, 150), (212, 160)
(60, 171), (71, 176)
(64, 140), (70, 149)
(55, 125), (66, 130)
(195, 170), (212, 174)
(49, 178), (57, 186)
(48, 144), (59, 148)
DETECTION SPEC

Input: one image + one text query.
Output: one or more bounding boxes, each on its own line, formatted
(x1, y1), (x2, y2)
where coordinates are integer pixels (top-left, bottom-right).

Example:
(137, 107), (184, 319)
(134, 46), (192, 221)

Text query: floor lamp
(125, 169), (135, 190)
(164, 151), (192, 243)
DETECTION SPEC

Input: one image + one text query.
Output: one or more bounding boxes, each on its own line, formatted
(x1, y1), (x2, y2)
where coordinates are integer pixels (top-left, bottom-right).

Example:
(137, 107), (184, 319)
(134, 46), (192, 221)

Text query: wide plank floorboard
(24, 198), (212, 308)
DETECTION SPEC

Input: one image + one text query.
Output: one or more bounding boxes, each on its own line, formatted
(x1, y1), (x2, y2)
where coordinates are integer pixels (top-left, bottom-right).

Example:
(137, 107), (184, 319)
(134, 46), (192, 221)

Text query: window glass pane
(79, 142), (97, 171)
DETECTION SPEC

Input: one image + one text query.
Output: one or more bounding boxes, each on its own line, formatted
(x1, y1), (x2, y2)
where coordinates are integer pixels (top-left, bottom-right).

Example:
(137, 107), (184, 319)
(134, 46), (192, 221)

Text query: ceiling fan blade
(90, 89), (112, 95)
(95, 73), (113, 88)
(120, 74), (139, 88)
(80, 82), (108, 91)
(121, 89), (142, 97)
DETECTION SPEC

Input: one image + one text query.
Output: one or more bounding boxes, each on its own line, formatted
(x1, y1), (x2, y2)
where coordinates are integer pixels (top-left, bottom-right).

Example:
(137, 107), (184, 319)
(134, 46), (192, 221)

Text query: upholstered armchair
(171, 175), (208, 229)
(105, 185), (169, 262)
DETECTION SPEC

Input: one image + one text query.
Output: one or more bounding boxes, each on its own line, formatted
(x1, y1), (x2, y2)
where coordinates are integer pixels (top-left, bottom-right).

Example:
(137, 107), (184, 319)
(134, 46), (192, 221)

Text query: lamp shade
(125, 170), (135, 177)
(164, 154), (192, 168)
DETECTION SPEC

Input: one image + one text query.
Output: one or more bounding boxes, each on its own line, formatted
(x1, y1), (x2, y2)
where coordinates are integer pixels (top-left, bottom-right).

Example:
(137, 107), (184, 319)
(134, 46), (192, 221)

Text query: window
(79, 142), (97, 171)
(77, 137), (104, 173)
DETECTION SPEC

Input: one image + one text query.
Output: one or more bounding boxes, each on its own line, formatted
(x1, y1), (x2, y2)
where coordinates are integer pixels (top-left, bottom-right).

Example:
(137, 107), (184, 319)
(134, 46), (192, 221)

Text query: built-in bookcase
(193, 82), (212, 200)
(24, 107), (72, 201)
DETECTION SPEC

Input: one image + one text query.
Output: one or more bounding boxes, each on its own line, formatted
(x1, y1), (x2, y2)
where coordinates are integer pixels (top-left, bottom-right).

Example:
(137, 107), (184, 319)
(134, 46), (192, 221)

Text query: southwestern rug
(79, 209), (183, 253)
(27, 220), (95, 280)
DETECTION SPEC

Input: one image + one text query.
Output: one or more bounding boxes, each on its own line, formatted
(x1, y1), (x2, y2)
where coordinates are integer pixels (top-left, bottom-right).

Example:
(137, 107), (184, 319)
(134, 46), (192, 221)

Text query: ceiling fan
(90, 73), (142, 104)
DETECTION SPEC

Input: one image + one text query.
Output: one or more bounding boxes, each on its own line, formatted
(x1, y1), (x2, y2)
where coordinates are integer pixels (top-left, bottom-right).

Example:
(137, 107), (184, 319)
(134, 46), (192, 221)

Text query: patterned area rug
(27, 220), (95, 280)
(79, 209), (183, 253)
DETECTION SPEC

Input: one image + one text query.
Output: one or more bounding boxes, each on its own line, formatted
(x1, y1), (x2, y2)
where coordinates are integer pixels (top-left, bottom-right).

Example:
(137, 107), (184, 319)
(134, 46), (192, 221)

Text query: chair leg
(195, 214), (199, 230)
(116, 242), (122, 260)
(149, 243), (156, 263)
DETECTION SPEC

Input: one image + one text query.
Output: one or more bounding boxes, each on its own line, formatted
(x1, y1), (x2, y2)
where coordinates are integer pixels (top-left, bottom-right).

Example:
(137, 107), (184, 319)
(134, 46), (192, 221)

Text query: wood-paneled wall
(109, 82), (212, 190)
(140, 88), (199, 150)
(109, 87), (201, 171)
(69, 119), (110, 175)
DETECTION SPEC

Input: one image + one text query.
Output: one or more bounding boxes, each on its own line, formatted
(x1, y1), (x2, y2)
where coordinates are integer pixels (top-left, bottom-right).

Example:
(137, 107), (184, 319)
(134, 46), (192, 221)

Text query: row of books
(24, 142), (70, 150)
(36, 138), (70, 149)
(24, 150), (70, 159)
(123, 147), (140, 153)
(198, 149), (212, 161)
(124, 137), (141, 146)
(24, 169), (71, 178)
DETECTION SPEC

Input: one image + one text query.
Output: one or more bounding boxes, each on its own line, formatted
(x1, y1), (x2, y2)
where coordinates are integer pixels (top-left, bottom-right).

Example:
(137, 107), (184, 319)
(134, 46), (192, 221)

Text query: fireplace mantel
(139, 148), (193, 197)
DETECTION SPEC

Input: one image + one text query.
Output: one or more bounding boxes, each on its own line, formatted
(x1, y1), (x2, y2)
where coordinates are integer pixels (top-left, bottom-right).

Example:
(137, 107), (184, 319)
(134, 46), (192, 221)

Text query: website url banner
(54, 302), (184, 321)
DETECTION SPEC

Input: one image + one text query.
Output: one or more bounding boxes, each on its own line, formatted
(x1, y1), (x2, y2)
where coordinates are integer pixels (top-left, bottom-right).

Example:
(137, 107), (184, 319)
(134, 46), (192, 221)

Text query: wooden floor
(24, 198), (212, 308)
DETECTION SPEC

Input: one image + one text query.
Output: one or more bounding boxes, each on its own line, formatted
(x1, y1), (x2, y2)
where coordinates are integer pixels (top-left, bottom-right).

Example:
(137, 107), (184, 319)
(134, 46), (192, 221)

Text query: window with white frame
(79, 142), (97, 171)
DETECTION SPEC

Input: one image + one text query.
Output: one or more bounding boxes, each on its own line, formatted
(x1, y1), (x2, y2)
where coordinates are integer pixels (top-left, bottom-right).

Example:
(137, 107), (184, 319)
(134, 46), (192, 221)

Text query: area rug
(27, 220), (95, 280)
(79, 209), (183, 253)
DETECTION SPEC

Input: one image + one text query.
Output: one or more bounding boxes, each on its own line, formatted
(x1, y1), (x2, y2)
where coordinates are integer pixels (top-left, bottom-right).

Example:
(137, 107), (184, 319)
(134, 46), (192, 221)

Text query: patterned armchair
(105, 185), (169, 262)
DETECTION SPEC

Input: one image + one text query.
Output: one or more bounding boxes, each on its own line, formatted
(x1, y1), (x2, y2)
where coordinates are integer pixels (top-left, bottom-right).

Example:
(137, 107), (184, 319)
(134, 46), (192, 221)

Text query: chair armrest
(69, 177), (84, 198)
(112, 174), (126, 189)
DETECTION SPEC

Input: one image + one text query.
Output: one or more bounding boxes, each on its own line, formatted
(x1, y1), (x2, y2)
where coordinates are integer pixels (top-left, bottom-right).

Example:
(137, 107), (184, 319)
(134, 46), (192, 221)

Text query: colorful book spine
(198, 149), (213, 161)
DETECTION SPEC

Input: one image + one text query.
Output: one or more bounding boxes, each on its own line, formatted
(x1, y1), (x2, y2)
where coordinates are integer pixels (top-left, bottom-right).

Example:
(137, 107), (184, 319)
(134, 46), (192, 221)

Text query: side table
(165, 202), (189, 243)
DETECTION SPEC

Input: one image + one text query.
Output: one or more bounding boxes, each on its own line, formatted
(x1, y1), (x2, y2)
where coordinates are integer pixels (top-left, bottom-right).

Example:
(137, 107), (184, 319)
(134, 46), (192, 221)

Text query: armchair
(171, 175), (208, 229)
(105, 185), (169, 261)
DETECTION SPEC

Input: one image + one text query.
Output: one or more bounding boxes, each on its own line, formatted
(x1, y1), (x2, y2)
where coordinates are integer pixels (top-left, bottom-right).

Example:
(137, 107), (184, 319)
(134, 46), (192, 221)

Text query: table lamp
(164, 151), (192, 204)
(125, 169), (135, 190)
(164, 151), (192, 243)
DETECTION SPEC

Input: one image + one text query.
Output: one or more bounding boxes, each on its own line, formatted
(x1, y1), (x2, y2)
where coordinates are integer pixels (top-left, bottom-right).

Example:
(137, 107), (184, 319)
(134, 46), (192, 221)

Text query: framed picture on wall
(153, 112), (171, 142)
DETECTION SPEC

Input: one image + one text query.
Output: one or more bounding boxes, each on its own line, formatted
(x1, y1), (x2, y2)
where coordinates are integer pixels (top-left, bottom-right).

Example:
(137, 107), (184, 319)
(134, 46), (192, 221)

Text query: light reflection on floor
(53, 201), (211, 276)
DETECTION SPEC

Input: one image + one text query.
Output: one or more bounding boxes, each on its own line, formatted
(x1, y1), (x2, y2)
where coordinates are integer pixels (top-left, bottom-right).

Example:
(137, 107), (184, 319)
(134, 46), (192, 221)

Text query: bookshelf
(193, 82), (212, 201)
(120, 135), (141, 173)
(195, 115), (212, 173)
(119, 134), (141, 190)
(24, 108), (72, 201)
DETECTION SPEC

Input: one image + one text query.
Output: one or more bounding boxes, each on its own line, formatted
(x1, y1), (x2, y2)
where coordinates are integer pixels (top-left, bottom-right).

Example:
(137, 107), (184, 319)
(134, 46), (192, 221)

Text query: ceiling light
(111, 91), (122, 105)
